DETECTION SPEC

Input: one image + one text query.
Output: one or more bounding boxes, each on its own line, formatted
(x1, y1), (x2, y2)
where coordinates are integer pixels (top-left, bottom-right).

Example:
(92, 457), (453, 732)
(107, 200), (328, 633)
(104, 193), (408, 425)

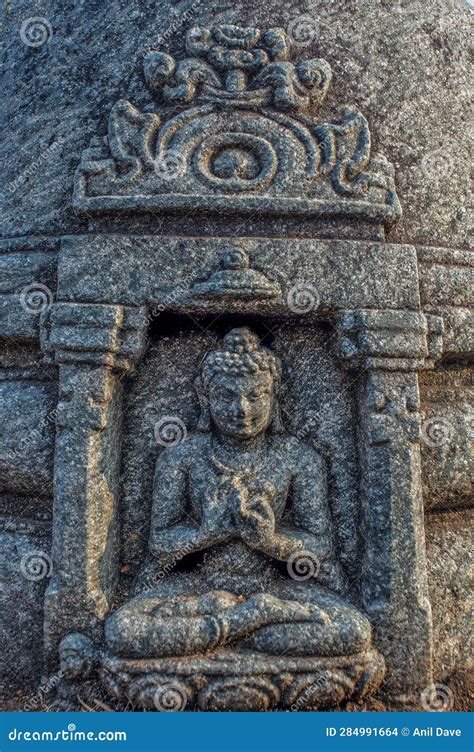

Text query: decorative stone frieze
(73, 25), (401, 234)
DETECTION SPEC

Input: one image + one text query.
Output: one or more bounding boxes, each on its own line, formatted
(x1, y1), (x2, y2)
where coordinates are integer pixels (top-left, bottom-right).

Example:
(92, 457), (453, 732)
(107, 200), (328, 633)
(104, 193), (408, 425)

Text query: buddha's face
(208, 371), (274, 439)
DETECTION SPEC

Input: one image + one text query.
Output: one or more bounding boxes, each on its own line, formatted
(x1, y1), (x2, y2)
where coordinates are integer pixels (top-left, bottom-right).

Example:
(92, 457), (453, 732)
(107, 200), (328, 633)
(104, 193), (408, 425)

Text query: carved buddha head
(197, 328), (283, 440)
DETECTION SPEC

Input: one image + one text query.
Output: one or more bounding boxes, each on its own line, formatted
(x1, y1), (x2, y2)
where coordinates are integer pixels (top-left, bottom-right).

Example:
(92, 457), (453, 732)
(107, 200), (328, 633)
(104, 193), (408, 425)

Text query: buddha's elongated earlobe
(270, 401), (285, 433)
(269, 378), (285, 434)
(194, 376), (212, 432)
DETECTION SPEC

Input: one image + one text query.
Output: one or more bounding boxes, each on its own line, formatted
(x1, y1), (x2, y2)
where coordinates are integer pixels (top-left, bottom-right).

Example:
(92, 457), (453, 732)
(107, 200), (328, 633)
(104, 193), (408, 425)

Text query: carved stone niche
(44, 236), (438, 712)
(35, 23), (455, 713)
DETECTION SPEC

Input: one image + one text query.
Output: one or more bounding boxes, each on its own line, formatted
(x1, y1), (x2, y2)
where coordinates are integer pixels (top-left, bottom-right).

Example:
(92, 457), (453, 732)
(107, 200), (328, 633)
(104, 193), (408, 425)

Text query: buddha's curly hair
(201, 328), (280, 388)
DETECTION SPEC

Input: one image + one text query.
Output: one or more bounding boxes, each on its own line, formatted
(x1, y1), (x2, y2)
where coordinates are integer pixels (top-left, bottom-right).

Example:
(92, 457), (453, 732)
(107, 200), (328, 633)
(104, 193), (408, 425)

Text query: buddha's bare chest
(187, 455), (292, 527)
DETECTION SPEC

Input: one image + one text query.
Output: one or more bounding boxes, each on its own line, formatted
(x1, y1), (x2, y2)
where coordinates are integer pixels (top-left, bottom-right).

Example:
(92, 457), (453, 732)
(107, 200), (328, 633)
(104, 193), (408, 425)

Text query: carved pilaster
(40, 302), (148, 662)
(41, 302), (148, 371)
(337, 309), (444, 703)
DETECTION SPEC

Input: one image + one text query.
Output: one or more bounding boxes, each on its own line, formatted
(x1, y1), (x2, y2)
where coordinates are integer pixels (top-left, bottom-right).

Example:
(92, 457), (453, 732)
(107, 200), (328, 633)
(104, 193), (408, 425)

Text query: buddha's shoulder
(155, 433), (210, 467)
(269, 434), (326, 471)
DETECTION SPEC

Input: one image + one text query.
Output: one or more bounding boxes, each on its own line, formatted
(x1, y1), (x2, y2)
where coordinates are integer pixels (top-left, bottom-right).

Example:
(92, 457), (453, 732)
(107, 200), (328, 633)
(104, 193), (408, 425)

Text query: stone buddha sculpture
(106, 328), (372, 664)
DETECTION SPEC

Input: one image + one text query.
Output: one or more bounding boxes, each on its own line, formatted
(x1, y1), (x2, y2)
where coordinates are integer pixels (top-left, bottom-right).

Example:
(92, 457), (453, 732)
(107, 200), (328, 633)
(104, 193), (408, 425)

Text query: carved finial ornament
(74, 23), (401, 229)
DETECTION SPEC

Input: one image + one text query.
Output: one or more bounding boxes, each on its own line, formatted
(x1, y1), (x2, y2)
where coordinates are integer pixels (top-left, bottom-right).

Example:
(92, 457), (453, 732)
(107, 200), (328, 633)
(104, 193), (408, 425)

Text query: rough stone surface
(425, 510), (474, 683)
(419, 369), (473, 512)
(0, 1), (472, 713)
(0, 526), (51, 696)
(1, 0), (472, 247)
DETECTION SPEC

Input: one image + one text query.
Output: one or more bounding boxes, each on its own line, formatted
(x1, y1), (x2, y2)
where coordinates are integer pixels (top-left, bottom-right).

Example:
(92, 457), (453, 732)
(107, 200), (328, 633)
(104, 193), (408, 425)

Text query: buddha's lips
(227, 418), (253, 428)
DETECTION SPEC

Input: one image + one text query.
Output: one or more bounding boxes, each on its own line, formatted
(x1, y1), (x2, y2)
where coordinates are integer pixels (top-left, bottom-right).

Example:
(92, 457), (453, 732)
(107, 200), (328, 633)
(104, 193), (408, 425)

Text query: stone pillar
(337, 309), (444, 704)
(40, 302), (148, 662)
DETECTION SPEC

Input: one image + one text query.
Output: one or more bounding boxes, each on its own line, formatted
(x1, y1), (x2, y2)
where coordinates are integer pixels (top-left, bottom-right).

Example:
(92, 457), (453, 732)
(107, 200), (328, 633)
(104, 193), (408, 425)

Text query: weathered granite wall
(1, 0), (472, 246)
(0, 0), (472, 711)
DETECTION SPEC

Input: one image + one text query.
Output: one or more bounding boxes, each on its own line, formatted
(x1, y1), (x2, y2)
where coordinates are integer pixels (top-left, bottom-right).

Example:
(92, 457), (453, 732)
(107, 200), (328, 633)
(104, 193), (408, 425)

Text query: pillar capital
(40, 302), (148, 373)
(336, 309), (444, 371)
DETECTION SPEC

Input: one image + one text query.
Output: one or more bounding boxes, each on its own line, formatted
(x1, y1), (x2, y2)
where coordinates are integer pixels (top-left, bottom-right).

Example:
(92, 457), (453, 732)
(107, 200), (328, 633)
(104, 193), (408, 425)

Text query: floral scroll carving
(73, 24), (401, 229)
(144, 25), (332, 112)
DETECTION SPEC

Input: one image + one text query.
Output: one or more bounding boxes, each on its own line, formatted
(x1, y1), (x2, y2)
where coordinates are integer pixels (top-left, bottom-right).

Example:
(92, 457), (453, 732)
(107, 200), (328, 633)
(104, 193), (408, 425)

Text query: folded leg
(105, 590), (319, 658)
(241, 580), (371, 656)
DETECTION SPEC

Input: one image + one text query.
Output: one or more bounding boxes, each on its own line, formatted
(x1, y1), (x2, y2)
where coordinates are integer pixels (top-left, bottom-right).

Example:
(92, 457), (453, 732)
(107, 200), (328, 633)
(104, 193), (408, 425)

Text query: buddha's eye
(219, 391), (234, 403)
(247, 391), (260, 403)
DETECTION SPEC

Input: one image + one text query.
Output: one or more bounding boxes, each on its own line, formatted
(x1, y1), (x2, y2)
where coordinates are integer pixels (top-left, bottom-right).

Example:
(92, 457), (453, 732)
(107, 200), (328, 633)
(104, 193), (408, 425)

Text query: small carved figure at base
(53, 633), (99, 711)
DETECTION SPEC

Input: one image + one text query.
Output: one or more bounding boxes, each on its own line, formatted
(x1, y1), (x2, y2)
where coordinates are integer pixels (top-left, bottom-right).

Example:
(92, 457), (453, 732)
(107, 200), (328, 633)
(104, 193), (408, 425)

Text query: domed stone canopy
(1, 0), (471, 247)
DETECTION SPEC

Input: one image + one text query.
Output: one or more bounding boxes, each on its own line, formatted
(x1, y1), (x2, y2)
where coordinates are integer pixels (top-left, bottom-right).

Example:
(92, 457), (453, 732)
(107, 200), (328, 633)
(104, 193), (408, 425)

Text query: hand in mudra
(231, 477), (277, 550)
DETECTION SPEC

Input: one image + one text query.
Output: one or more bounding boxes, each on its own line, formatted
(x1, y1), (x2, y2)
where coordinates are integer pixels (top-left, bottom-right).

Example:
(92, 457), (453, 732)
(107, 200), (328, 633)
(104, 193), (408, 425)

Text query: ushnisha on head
(197, 328), (283, 440)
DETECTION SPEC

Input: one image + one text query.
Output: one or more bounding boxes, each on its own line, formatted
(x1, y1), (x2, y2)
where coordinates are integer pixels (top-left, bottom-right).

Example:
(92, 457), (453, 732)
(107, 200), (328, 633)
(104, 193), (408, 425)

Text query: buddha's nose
(233, 397), (247, 417)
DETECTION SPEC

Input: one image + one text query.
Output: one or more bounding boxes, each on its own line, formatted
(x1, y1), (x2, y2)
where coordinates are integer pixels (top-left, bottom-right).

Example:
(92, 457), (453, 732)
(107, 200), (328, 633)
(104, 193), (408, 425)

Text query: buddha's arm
(149, 447), (229, 557)
(265, 448), (346, 593)
(150, 523), (229, 555)
(263, 525), (333, 562)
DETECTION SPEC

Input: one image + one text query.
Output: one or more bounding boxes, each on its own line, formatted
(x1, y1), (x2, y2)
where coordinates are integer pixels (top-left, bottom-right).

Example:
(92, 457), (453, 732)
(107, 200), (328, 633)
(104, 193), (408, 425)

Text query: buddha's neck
(213, 432), (266, 456)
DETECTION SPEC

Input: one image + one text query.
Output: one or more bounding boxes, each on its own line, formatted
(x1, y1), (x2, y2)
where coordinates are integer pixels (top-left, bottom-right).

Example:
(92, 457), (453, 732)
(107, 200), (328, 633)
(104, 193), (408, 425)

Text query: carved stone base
(100, 649), (385, 711)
